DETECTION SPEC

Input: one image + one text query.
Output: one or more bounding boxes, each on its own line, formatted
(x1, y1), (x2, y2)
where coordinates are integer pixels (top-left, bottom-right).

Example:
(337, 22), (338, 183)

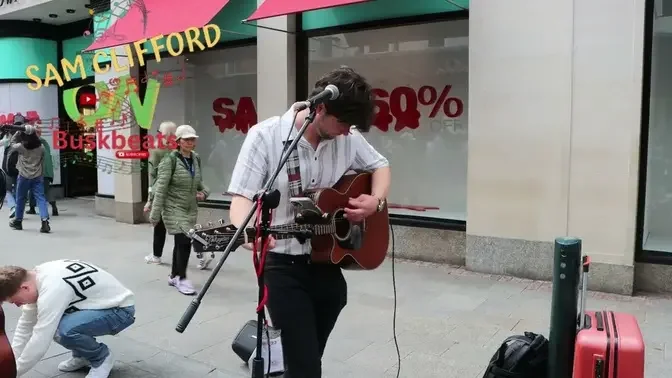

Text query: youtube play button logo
(79, 93), (96, 107)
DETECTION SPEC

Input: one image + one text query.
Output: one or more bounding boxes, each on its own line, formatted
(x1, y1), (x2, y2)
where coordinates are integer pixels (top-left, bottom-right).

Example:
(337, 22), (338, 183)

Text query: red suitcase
(572, 257), (645, 378)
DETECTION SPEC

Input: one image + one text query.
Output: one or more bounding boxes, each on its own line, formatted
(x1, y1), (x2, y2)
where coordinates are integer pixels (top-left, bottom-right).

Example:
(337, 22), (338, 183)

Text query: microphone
(0, 124), (37, 135)
(295, 84), (340, 111)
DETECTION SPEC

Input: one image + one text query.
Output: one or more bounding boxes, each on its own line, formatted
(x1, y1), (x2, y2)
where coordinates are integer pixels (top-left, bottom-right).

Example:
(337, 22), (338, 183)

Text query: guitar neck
(244, 223), (336, 241)
(194, 222), (338, 251)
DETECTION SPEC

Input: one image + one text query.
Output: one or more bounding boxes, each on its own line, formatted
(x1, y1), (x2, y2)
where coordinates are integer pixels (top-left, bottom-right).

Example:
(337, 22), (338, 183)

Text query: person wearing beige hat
(143, 121), (177, 265)
(149, 124), (210, 295)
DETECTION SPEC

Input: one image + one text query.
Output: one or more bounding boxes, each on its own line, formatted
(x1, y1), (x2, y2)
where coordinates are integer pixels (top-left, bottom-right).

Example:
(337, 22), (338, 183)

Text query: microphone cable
(390, 224), (400, 378)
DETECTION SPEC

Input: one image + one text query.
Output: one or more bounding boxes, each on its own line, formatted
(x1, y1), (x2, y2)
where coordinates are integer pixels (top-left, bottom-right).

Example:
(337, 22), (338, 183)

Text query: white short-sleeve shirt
(227, 106), (389, 255)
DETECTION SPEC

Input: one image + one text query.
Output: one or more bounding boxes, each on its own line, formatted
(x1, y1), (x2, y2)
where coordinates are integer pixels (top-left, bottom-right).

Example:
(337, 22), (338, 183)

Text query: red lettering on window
(388, 86), (420, 131)
(0, 111), (41, 125)
(372, 89), (392, 132)
(370, 85), (465, 132)
(212, 97), (258, 134)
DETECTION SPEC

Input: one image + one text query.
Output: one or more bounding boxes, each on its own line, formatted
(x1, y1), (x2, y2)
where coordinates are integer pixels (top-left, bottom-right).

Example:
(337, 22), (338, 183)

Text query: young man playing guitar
(227, 67), (391, 377)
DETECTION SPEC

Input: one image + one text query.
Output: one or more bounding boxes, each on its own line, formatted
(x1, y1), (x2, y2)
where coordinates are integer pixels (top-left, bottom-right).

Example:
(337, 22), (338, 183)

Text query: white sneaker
(144, 254), (161, 264)
(85, 352), (115, 378)
(58, 356), (90, 372)
(196, 253), (214, 270)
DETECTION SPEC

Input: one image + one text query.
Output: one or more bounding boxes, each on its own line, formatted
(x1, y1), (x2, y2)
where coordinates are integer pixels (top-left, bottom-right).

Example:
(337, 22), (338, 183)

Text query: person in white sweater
(0, 260), (135, 378)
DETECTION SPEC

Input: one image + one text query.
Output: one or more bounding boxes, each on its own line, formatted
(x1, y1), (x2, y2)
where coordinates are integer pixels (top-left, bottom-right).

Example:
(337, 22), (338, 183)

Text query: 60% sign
(372, 85), (464, 132)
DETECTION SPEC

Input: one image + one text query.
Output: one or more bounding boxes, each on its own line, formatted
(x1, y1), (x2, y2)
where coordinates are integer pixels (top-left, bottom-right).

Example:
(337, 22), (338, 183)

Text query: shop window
(308, 20), (468, 220)
(0, 84), (61, 185)
(643, 8), (672, 252)
(148, 46), (257, 201)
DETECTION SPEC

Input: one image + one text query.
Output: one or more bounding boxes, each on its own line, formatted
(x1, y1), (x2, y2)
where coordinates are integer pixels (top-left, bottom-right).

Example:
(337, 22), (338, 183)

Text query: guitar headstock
(189, 220), (249, 253)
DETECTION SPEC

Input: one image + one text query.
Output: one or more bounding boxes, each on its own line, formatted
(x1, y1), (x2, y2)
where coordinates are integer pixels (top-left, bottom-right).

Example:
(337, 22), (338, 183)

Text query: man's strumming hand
(344, 194), (379, 222)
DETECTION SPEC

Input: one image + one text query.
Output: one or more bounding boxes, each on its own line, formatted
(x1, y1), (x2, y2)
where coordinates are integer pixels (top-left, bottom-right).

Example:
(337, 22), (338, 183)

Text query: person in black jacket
(2, 130), (19, 218)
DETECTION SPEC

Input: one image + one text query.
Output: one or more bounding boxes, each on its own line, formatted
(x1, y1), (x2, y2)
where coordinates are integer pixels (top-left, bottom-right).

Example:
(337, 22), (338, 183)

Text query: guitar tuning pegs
(206, 221), (213, 227)
(217, 219), (224, 225)
(194, 224), (202, 230)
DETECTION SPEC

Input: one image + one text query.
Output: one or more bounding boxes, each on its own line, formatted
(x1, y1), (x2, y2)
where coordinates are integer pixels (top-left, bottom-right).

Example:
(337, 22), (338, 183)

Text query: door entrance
(60, 81), (97, 197)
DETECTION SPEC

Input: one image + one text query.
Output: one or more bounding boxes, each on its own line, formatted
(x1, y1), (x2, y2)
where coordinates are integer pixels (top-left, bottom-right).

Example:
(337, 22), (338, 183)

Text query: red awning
(245, 0), (372, 22)
(85, 0), (230, 52)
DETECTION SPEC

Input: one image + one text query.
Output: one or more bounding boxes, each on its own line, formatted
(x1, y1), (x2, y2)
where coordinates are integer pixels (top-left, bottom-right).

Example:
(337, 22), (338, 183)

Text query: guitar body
(0, 305), (17, 378)
(305, 173), (389, 270)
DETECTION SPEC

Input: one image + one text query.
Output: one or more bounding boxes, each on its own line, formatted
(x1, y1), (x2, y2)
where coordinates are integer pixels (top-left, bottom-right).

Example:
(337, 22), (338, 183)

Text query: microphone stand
(176, 106), (318, 378)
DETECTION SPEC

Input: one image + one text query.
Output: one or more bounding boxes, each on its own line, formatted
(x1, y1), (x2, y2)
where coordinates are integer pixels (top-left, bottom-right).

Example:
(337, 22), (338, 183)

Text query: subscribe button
(116, 150), (149, 159)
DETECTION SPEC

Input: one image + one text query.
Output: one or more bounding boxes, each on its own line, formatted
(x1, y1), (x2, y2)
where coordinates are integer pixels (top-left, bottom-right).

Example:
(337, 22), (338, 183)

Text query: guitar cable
(252, 198), (273, 376)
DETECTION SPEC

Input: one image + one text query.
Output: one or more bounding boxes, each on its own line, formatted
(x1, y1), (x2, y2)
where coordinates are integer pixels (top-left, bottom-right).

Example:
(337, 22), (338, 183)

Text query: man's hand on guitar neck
(242, 236), (276, 252)
(230, 195), (277, 252)
(344, 194), (380, 222)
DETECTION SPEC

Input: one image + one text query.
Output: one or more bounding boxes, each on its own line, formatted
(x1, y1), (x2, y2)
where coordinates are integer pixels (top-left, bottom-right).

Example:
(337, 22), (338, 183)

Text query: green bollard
(547, 237), (582, 378)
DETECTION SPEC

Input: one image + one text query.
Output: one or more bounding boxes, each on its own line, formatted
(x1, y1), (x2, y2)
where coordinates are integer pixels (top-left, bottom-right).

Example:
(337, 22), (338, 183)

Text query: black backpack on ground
(483, 332), (549, 378)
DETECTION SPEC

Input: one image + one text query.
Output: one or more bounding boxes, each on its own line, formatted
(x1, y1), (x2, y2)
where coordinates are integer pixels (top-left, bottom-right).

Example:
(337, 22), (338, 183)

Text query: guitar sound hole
(333, 209), (351, 241)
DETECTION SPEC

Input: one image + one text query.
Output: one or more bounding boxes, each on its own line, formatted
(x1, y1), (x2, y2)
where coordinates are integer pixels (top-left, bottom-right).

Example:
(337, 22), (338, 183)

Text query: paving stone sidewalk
(0, 198), (670, 377)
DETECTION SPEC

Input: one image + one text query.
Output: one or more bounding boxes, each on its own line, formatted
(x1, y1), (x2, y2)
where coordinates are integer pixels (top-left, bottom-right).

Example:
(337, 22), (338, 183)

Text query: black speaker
(232, 320), (261, 363)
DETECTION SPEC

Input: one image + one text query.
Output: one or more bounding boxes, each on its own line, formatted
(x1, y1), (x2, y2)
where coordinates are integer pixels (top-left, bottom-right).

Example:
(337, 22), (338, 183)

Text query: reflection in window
(308, 20), (468, 220)
(187, 47), (257, 200)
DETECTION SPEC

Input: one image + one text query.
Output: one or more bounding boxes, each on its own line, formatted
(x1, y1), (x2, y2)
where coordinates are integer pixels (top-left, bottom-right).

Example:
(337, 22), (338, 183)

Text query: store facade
(4, 0), (671, 295)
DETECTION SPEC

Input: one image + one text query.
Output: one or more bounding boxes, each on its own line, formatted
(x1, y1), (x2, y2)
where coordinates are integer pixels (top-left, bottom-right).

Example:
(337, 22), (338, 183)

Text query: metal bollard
(547, 237), (582, 378)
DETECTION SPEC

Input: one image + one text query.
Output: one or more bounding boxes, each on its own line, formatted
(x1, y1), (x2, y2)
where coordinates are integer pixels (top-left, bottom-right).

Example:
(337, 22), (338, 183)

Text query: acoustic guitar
(0, 305), (17, 378)
(190, 173), (390, 270)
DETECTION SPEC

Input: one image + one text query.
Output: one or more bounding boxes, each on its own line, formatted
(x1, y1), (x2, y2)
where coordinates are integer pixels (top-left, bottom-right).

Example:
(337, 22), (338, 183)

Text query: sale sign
(210, 84), (464, 134)
(212, 96), (257, 134)
(373, 85), (464, 132)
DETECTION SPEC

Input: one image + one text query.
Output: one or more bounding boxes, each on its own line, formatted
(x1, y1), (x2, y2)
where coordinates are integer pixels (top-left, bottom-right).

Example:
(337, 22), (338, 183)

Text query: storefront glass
(644, 12), (672, 252)
(0, 84), (61, 185)
(307, 20), (468, 220)
(148, 45), (257, 201)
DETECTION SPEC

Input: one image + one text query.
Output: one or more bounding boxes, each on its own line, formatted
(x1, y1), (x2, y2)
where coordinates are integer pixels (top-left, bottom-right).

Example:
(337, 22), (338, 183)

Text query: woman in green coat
(149, 125), (209, 295)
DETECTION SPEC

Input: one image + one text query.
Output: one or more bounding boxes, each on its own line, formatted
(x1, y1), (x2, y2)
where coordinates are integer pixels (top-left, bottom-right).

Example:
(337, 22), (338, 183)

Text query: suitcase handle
(578, 255), (590, 329)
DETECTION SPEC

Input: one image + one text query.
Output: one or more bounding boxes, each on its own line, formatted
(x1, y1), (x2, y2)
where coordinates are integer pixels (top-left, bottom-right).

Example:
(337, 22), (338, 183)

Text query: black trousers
(264, 253), (347, 378)
(153, 219), (167, 257)
(171, 233), (192, 279)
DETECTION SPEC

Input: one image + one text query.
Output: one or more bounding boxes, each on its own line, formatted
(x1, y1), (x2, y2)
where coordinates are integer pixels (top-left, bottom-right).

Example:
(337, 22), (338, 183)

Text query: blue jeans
(53, 306), (135, 367)
(5, 189), (15, 209)
(15, 175), (48, 221)
(6, 176), (15, 209)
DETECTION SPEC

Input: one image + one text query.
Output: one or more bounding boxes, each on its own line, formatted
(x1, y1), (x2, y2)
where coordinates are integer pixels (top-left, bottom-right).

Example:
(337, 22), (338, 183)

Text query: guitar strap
(283, 140), (303, 198)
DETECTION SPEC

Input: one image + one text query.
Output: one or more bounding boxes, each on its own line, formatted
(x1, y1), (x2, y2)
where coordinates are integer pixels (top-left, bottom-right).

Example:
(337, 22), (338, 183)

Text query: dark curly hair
(20, 132), (42, 150)
(310, 66), (375, 132)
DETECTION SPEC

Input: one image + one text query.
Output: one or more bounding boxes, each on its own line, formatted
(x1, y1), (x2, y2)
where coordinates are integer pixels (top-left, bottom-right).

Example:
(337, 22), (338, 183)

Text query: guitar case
(0, 305), (17, 378)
